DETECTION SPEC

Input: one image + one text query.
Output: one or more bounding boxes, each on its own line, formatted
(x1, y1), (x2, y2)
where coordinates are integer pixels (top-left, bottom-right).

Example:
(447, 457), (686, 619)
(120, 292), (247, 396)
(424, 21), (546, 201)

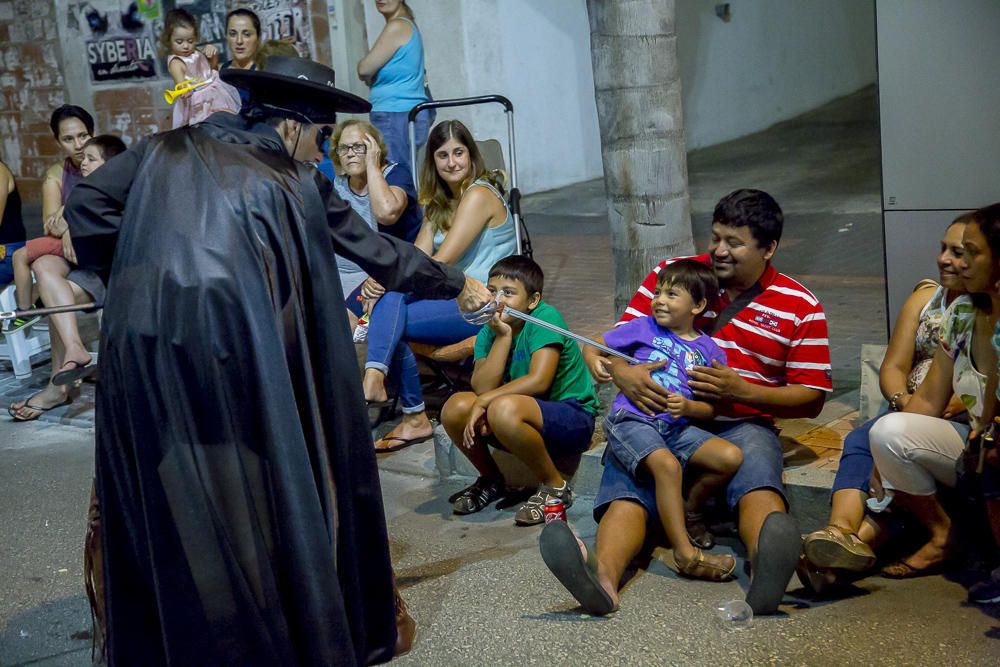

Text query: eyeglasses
(315, 125), (332, 151)
(334, 142), (367, 156)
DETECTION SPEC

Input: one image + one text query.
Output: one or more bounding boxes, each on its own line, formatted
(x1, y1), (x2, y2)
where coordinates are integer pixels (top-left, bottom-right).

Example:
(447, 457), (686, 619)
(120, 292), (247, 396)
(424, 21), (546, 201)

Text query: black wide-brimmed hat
(221, 56), (370, 122)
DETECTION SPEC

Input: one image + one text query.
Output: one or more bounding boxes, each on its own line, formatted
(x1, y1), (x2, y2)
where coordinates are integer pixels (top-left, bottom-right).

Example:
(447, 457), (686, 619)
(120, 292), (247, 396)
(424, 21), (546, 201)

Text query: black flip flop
(539, 520), (617, 616)
(9, 395), (72, 422)
(52, 359), (96, 387)
(745, 512), (801, 615)
(374, 433), (433, 454)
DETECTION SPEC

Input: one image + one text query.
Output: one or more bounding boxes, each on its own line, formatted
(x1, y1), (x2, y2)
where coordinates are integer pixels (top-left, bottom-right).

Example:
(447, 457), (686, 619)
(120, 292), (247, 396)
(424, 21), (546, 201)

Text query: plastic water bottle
(715, 599), (753, 630)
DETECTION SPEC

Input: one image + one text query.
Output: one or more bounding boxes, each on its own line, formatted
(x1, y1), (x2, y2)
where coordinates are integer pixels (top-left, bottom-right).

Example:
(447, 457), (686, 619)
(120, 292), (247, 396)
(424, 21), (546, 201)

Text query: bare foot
(374, 412), (434, 451)
(9, 386), (71, 421)
(363, 368), (388, 403)
(901, 538), (951, 571)
(594, 569), (621, 610)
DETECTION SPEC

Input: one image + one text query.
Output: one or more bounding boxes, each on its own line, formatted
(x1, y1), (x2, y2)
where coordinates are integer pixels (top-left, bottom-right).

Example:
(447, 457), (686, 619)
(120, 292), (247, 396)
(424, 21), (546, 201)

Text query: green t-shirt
(473, 300), (600, 416)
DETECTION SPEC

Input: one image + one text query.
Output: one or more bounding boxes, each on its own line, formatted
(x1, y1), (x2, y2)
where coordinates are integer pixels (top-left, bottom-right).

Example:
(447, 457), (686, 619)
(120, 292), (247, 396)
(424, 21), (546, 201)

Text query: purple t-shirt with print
(603, 316), (727, 423)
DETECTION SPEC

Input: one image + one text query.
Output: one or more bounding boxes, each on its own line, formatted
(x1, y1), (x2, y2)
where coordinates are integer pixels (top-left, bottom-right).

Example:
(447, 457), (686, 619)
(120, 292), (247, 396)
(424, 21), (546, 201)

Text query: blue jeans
(831, 416), (880, 496)
(702, 420), (785, 510)
(0, 241), (25, 284)
(370, 109), (434, 181)
(365, 291), (479, 412)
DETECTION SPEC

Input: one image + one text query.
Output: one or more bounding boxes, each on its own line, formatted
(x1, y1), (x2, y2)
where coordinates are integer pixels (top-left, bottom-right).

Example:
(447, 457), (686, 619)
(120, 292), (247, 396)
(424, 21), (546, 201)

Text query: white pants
(869, 412), (965, 496)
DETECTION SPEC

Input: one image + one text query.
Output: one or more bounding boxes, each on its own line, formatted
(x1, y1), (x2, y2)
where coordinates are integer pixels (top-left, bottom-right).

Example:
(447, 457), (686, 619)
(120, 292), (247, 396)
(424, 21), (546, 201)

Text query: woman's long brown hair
(417, 120), (504, 234)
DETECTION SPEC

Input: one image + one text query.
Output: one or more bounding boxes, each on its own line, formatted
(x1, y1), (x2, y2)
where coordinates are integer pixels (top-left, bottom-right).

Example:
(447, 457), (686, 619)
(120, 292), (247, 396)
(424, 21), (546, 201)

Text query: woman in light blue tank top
(357, 0), (434, 178)
(362, 120), (517, 451)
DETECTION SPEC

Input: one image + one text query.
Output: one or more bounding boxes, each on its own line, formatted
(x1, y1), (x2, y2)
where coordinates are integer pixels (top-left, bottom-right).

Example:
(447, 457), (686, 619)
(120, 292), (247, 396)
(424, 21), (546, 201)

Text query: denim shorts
(593, 410), (716, 523)
(490, 398), (595, 458)
(605, 409), (715, 477)
(536, 398), (596, 458)
(702, 420), (785, 510)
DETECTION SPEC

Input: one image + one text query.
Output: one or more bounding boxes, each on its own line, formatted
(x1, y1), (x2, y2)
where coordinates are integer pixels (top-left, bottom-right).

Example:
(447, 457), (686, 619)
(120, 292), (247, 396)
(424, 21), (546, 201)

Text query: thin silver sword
(464, 301), (639, 364)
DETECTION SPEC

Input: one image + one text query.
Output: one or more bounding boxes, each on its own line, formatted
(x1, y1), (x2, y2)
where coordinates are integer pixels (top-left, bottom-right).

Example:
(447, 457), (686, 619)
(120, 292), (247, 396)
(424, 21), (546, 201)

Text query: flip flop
(52, 358), (96, 387)
(539, 520), (617, 616)
(374, 432), (433, 454)
(9, 394), (73, 422)
(881, 558), (947, 579)
(745, 512), (800, 615)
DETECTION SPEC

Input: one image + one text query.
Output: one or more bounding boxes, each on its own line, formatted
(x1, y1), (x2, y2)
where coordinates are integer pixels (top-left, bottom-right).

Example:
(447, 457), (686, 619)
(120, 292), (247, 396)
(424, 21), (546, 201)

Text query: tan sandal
(803, 525), (875, 572)
(676, 548), (736, 582)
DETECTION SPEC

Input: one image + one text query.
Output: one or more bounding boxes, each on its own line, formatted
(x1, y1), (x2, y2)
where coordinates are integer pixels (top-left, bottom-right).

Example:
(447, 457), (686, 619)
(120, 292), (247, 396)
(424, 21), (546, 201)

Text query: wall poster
(68, 0), (315, 85)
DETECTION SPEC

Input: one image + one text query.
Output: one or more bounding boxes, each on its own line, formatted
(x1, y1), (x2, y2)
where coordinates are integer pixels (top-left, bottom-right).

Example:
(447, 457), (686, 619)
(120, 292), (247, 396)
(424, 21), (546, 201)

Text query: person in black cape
(64, 57), (491, 666)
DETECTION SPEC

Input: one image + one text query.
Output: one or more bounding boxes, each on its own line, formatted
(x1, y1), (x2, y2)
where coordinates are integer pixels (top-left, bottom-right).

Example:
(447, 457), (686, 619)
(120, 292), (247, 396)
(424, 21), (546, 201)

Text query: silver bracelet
(889, 391), (904, 411)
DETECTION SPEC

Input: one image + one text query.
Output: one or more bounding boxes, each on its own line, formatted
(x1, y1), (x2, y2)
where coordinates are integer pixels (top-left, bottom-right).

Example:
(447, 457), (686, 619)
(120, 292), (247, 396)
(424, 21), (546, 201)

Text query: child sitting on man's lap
(441, 255), (600, 526)
(545, 259), (743, 595)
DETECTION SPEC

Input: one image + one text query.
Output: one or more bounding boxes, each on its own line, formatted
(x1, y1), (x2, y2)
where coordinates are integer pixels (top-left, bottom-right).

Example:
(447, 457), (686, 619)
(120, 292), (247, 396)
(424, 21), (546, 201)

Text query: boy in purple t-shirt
(543, 260), (743, 610)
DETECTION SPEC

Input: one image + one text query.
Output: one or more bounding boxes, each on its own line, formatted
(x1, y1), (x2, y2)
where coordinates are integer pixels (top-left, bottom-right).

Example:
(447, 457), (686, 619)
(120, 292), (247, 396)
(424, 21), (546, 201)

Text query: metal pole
(1, 302), (101, 323)
(505, 109), (523, 255)
(408, 119), (419, 191)
(503, 306), (639, 364)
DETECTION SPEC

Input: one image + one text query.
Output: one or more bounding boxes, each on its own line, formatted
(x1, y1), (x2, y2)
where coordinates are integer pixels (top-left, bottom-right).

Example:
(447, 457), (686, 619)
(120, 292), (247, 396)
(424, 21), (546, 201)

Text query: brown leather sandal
(676, 548), (737, 582)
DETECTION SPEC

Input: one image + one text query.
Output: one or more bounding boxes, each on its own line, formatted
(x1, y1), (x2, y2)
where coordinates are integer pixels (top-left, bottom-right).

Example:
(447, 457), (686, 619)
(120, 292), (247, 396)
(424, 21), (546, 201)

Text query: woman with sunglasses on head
(329, 120), (421, 322)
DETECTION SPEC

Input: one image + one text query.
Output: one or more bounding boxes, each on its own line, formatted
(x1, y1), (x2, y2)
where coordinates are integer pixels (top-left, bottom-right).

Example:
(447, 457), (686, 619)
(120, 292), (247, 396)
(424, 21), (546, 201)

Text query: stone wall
(0, 0), (71, 203)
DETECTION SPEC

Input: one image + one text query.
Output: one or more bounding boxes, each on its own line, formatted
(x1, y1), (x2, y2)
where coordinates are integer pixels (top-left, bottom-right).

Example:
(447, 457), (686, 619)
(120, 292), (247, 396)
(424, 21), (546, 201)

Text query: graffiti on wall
(67, 0), (315, 84)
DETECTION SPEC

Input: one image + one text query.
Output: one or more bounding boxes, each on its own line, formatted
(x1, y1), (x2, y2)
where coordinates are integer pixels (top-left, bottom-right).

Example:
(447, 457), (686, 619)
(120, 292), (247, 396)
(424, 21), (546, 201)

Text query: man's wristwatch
(889, 391), (905, 411)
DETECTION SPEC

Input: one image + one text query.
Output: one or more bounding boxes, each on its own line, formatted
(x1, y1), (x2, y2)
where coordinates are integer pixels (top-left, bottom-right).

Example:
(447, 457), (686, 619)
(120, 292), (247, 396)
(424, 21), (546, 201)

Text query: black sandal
(451, 476), (505, 515)
(9, 392), (72, 422)
(52, 358), (96, 387)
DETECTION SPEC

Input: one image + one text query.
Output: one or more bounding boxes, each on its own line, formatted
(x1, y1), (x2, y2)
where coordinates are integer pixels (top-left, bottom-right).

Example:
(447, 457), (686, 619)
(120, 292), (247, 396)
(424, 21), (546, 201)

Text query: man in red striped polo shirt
(584, 189), (832, 615)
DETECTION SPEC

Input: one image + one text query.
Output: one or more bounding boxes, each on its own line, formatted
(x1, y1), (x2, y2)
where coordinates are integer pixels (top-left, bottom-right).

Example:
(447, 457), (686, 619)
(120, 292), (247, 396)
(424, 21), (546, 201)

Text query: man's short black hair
(488, 254), (543, 297)
(50, 105), (95, 138)
(656, 259), (718, 305)
(713, 189), (783, 248)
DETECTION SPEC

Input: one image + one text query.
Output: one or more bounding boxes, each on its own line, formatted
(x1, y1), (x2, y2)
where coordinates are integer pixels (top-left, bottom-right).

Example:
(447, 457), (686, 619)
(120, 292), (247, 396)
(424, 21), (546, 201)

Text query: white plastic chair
(0, 284), (51, 379)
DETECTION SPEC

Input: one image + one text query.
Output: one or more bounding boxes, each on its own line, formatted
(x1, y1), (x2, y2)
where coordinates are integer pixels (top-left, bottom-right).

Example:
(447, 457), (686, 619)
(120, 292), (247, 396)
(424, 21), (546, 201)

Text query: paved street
(1, 428), (998, 666)
(2, 88), (998, 664)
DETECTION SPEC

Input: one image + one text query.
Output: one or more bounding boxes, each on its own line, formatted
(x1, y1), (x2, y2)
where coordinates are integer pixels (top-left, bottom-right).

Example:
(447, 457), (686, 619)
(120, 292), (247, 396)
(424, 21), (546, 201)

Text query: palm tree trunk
(586, 0), (694, 316)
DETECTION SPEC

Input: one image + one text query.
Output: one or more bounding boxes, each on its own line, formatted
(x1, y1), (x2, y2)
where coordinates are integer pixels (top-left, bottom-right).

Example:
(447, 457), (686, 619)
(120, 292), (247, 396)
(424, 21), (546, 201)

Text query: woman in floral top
(868, 203), (1000, 578)
(801, 215), (970, 581)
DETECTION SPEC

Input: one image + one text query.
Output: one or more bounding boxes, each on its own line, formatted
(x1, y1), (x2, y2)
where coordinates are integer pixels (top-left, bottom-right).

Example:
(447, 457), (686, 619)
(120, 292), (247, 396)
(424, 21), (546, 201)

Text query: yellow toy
(164, 78), (209, 104)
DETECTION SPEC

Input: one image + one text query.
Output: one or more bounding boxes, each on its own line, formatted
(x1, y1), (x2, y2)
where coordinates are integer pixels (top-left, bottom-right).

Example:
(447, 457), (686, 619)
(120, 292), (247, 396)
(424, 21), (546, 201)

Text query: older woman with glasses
(330, 119), (421, 319)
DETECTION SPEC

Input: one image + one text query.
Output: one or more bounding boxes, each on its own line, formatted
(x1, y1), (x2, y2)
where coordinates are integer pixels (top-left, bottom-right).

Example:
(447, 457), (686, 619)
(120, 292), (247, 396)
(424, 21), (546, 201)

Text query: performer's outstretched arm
(64, 138), (149, 276)
(314, 169), (466, 300)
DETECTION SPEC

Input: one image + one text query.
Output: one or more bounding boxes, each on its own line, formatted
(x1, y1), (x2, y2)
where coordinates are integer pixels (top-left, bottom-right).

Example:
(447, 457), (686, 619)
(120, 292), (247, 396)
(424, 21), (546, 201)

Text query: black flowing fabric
(65, 112), (465, 667)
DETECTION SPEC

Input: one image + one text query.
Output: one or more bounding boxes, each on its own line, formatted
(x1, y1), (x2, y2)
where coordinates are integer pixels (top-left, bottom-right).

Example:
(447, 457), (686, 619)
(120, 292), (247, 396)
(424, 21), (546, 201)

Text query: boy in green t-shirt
(441, 255), (600, 525)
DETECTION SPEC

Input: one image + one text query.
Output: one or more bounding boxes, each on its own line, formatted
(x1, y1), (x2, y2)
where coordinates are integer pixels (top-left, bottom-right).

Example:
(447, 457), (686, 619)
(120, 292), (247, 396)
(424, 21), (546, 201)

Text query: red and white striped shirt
(619, 254), (833, 421)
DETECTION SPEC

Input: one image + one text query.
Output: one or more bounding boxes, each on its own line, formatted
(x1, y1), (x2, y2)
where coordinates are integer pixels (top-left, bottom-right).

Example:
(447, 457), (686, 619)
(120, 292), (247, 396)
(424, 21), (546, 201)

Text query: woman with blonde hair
(362, 120), (516, 451)
(331, 118), (421, 310)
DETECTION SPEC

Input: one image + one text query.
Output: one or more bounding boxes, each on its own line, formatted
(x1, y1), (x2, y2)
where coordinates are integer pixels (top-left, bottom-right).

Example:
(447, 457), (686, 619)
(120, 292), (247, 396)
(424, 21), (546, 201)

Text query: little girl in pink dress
(161, 8), (241, 128)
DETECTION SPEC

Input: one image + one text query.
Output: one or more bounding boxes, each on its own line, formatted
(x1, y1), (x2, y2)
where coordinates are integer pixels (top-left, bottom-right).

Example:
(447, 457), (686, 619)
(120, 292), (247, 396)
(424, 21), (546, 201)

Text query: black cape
(65, 112), (465, 666)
